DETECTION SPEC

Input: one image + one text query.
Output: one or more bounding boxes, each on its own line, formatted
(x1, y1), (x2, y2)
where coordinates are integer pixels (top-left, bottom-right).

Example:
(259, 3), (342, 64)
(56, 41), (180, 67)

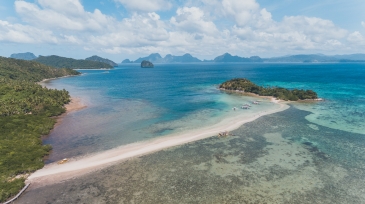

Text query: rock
(141, 60), (154, 68)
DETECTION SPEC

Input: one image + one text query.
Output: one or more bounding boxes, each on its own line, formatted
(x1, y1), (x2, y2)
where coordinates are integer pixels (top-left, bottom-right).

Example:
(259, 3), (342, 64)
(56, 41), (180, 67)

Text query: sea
(18, 62), (365, 203)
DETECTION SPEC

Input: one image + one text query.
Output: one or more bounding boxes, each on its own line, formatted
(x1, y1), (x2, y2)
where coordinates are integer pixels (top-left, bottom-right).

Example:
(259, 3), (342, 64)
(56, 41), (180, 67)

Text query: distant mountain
(122, 53), (365, 64)
(133, 53), (163, 63)
(34, 55), (113, 69)
(332, 54), (365, 61)
(10, 52), (37, 60)
(163, 53), (201, 63)
(214, 53), (263, 62)
(264, 54), (337, 62)
(122, 59), (132, 63)
(123, 53), (202, 63)
(0, 56), (79, 82)
(85, 55), (118, 67)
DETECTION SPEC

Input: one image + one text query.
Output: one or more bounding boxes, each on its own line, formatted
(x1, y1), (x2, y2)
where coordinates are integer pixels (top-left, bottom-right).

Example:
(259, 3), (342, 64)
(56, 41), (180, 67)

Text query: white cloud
(280, 16), (347, 41)
(61, 34), (82, 44)
(15, 0), (113, 31)
(37, 0), (84, 16)
(87, 13), (170, 52)
(222, 0), (260, 27)
(347, 31), (365, 44)
(114, 0), (172, 12)
(230, 15), (349, 54)
(0, 0), (362, 58)
(170, 7), (218, 35)
(0, 20), (57, 43)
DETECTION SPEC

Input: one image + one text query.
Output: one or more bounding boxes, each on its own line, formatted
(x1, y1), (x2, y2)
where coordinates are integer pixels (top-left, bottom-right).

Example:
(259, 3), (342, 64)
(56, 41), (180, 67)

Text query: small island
(219, 78), (318, 101)
(141, 60), (154, 68)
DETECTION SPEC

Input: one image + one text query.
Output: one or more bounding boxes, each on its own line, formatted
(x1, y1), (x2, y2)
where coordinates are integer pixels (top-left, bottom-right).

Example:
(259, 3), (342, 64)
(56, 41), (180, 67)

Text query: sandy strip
(64, 97), (87, 113)
(27, 102), (289, 188)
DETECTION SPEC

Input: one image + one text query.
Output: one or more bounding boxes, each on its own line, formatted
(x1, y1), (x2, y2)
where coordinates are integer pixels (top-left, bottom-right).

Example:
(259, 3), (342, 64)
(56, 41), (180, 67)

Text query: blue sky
(0, 0), (364, 62)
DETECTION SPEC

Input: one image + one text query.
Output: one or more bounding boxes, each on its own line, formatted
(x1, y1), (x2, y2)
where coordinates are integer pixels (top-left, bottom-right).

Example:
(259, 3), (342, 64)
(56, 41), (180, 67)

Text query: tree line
(219, 78), (318, 101)
(0, 57), (80, 202)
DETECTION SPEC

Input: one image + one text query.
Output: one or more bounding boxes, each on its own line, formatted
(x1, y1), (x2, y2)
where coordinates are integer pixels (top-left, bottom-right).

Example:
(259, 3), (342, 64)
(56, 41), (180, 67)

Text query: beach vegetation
(219, 78), (318, 101)
(0, 57), (79, 202)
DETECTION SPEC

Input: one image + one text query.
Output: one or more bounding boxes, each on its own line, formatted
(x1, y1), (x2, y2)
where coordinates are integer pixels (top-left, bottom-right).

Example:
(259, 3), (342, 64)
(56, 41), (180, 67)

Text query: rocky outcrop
(141, 60), (154, 68)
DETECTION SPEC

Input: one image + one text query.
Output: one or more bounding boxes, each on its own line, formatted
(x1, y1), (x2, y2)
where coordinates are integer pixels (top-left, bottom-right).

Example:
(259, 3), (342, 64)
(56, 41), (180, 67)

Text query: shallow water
(22, 62), (365, 202)
(42, 63), (365, 163)
(17, 107), (365, 203)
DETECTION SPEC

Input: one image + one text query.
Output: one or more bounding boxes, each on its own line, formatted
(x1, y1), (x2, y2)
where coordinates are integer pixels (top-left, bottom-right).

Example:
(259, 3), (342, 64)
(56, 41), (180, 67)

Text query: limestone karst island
(141, 60), (154, 68)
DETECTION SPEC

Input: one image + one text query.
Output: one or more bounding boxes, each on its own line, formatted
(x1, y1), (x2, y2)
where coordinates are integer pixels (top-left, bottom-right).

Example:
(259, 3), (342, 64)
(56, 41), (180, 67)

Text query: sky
(0, 0), (364, 62)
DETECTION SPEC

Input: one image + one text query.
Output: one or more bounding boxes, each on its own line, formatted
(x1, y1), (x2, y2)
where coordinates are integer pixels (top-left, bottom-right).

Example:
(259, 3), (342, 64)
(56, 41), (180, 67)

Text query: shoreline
(26, 101), (289, 188)
(219, 88), (323, 102)
(73, 68), (113, 70)
(51, 97), (87, 130)
(37, 74), (78, 84)
(64, 97), (87, 113)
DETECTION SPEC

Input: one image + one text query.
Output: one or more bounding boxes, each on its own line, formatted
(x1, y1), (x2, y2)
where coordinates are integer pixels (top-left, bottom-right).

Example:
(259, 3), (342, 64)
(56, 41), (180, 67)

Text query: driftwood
(3, 183), (30, 204)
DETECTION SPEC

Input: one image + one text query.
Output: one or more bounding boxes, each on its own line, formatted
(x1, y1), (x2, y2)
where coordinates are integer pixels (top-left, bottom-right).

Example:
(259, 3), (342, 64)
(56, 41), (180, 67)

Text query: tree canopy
(0, 57), (79, 202)
(219, 78), (318, 101)
(34, 55), (113, 69)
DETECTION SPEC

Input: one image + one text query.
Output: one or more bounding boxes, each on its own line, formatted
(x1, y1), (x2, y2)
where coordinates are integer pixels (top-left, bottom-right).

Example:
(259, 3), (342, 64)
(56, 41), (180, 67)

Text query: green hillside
(0, 57), (80, 202)
(0, 57), (78, 82)
(85, 55), (118, 66)
(34, 55), (113, 69)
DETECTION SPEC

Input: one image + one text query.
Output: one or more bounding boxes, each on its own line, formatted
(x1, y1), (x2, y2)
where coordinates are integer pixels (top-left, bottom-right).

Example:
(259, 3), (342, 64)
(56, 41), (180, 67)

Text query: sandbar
(27, 101), (289, 188)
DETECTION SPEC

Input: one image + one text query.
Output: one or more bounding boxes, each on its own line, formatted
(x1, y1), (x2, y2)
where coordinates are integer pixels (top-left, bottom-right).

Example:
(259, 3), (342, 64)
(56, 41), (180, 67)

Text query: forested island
(220, 78), (318, 101)
(0, 57), (80, 202)
(34, 55), (113, 69)
(85, 55), (118, 67)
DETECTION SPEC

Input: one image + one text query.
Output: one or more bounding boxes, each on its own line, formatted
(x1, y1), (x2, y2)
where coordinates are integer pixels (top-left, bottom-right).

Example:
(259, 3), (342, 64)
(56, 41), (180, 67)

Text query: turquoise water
(43, 62), (365, 162)
(16, 62), (365, 203)
(19, 107), (365, 203)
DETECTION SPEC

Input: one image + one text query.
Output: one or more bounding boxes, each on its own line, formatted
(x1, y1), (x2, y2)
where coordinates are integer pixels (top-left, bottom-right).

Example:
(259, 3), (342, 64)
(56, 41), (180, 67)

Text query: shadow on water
(17, 106), (365, 204)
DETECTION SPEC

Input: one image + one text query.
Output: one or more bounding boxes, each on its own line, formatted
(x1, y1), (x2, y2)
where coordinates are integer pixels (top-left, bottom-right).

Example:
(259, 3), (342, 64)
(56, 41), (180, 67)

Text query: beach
(64, 97), (87, 113)
(26, 101), (289, 188)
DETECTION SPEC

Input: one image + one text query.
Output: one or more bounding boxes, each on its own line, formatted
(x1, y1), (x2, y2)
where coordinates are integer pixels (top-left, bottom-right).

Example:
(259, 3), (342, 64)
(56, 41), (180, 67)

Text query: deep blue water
(43, 62), (365, 161)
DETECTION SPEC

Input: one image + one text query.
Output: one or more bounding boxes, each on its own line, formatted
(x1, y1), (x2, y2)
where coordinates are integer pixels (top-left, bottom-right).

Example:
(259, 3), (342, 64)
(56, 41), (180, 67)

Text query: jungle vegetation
(0, 57), (80, 202)
(34, 55), (113, 69)
(220, 78), (318, 101)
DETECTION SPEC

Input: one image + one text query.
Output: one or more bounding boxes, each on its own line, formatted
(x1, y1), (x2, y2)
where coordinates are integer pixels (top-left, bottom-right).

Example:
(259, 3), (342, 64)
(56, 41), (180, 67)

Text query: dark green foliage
(0, 178), (25, 202)
(0, 115), (55, 201)
(0, 57), (76, 202)
(34, 55), (113, 69)
(85, 55), (118, 67)
(0, 78), (70, 117)
(0, 56), (79, 82)
(219, 78), (318, 101)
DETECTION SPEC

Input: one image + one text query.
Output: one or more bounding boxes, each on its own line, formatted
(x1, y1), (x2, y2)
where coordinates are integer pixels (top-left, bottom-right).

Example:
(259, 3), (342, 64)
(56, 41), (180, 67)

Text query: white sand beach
(27, 101), (289, 188)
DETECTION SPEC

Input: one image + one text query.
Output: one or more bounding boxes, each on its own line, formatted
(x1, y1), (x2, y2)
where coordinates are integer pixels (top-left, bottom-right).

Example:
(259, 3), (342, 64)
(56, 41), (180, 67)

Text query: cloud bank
(0, 0), (364, 58)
